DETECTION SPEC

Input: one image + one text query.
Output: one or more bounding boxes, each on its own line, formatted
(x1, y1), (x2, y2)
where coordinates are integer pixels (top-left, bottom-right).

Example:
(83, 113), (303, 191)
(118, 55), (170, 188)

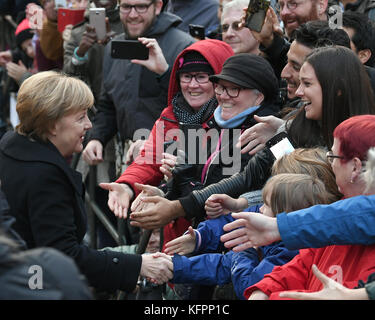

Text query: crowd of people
(0, 0), (375, 301)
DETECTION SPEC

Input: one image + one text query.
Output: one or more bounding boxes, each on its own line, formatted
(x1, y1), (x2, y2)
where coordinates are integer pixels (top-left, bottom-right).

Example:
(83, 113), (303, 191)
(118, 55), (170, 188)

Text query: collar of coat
(0, 131), (83, 196)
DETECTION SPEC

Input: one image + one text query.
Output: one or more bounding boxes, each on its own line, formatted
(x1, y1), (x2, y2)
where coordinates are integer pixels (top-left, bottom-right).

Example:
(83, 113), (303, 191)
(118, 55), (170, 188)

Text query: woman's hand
(236, 115), (284, 155)
(99, 182), (134, 219)
(279, 265), (370, 300)
(164, 226), (196, 255)
(221, 212), (280, 251)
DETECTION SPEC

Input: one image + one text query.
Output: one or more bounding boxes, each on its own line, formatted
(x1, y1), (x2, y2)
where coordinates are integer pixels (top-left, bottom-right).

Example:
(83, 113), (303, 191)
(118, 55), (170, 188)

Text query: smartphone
(55, 0), (67, 8)
(189, 24), (205, 40)
(266, 132), (295, 160)
(111, 40), (149, 60)
(89, 7), (106, 41)
(244, 0), (270, 33)
(57, 8), (85, 32)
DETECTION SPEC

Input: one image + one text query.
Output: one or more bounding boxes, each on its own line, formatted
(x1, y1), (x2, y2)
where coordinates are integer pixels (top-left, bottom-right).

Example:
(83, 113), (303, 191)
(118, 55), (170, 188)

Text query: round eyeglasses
(214, 84), (242, 98)
(179, 73), (210, 84)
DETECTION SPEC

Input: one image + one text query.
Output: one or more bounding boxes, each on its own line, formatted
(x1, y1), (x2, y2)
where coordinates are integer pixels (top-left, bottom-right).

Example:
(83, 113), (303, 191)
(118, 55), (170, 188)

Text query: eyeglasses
(326, 150), (345, 164)
(179, 73), (210, 84)
(275, 0), (305, 13)
(221, 21), (243, 33)
(214, 84), (243, 98)
(119, 1), (154, 14)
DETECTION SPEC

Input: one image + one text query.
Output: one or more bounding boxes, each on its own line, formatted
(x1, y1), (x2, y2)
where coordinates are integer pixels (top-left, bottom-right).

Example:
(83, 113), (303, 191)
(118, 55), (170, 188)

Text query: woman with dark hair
(287, 46), (375, 148)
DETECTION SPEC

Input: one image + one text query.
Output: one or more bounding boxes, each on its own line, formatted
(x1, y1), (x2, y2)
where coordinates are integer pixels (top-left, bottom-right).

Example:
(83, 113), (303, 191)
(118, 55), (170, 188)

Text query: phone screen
(245, 0), (270, 32)
(111, 40), (149, 60)
(269, 138), (295, 160)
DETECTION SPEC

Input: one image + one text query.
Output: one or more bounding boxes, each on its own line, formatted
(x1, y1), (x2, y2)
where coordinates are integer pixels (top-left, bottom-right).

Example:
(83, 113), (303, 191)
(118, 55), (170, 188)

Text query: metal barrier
(85, 164), (128, 248)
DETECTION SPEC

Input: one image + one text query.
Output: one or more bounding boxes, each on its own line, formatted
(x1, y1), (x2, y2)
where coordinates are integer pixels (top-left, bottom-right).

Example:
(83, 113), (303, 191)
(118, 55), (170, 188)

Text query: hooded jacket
(87, 12), (194, 145)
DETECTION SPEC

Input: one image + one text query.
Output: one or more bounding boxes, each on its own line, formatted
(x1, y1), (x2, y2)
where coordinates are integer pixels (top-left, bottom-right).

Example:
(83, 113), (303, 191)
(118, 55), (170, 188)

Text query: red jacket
(115, 40), (234, 247)
(244, 244), (375, 299)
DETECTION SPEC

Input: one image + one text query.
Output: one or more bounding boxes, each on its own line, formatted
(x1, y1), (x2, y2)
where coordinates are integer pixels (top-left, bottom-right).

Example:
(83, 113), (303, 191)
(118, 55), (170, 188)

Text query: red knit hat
(15, 18), (34, 47)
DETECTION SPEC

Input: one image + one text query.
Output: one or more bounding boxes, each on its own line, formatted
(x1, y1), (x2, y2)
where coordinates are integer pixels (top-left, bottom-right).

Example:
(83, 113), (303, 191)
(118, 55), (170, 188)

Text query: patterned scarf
(172, 92), (217, 125)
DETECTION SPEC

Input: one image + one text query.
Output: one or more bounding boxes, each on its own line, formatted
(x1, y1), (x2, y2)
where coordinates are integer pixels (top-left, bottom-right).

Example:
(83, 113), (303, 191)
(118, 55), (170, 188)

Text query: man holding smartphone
(64, 0), (122, 103)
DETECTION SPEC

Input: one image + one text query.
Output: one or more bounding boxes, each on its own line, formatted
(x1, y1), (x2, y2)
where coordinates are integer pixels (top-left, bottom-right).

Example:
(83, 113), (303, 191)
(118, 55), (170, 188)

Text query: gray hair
(222, 0), (250, 21)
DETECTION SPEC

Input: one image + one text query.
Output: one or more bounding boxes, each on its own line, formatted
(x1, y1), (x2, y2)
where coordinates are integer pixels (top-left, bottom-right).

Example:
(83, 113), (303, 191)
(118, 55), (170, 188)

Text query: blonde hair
(16, 71), (94, 141)
(364, 147), (375, 194)
(262, 173), (334, 215)
(272, 147), (342, 201)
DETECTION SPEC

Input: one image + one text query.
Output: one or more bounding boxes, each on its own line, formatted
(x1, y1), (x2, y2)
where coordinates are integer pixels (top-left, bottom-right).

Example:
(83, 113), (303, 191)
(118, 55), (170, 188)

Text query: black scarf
(172, 92), (217, 125)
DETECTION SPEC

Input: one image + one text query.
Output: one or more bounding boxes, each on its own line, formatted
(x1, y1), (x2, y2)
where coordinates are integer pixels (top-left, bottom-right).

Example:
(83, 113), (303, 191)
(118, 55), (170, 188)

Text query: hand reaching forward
(236, 115), (284, 155)
(130, 197), (185, 229)
(220, 212), (280, 252)
(164, 226), (196, 255)
(130, 182), (165, 213)
(279, 265), (370, 300)
(205, 194), (248, 219)
(140, 252), (173, 285)
(99, 182), (134, 219)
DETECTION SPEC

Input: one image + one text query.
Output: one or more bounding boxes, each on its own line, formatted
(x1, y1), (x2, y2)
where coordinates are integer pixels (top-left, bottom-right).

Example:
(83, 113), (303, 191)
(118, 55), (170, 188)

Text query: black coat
(0, 131), (142, 292)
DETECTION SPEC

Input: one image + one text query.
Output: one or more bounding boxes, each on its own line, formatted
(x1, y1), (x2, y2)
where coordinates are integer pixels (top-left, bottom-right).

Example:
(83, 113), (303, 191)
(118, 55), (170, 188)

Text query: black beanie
(209, 53), (278, 102)
(15, 18), (34, 48)
(177, 51), (214, 75)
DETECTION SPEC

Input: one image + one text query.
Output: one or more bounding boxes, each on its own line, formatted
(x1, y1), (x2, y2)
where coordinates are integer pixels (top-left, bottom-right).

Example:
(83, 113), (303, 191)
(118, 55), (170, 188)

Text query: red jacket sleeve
(244, 249), (315, 299)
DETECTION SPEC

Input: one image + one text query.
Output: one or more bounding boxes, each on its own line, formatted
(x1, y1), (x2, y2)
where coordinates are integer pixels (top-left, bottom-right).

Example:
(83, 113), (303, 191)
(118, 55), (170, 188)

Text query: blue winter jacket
(172, 206), (298, 299)
(277, 195), (375, 250)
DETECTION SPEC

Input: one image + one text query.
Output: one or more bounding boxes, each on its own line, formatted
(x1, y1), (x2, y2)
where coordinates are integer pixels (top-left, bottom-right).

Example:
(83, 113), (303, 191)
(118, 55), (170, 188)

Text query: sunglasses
(221, 21), (243, 33)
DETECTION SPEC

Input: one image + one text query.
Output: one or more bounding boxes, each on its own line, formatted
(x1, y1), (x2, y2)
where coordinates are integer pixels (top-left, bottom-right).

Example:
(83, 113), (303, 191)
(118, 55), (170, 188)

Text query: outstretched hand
(164, 226), (196, 255)
(279, 265), (369, 300)
(236, 115), (284, 155)
(220, 212), (280, 252)
(130, 182), (165, 213)
(130, 197), (184, 229)
(140, 252), (173, 284)
(99, 182), (134, 219)
(205, 194), (248, 219)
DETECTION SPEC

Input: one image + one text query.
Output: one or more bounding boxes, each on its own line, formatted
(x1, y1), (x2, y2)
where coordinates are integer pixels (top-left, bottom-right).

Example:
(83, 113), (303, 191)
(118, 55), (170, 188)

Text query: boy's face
(259, 192), (274, 217)
(21, 39), (35, 59)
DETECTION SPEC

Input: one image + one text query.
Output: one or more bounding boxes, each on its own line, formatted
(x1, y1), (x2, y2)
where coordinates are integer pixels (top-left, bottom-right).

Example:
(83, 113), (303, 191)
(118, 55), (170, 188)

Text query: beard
(284, 2), (321, 38)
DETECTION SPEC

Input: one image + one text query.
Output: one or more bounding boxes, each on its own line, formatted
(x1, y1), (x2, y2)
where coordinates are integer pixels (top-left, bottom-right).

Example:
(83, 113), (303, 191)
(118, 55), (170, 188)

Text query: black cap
(177, 51), (214, 75)
(209, 53), (278, 102)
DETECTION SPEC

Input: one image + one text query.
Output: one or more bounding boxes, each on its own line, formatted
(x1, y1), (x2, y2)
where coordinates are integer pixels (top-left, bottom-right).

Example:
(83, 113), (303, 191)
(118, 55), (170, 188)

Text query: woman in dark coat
(0, 71), (172, 293)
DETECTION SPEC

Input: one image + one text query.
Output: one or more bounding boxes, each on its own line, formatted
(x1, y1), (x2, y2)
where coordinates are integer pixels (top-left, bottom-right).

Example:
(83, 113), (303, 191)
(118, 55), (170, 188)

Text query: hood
(143, 11), (182, 36)
(167, 39), (234, 105)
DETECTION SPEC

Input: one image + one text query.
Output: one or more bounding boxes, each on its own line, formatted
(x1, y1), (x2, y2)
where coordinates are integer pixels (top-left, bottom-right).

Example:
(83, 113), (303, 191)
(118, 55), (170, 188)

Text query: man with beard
(250, 0), (329, 78)
(82, 0), (194, 169)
